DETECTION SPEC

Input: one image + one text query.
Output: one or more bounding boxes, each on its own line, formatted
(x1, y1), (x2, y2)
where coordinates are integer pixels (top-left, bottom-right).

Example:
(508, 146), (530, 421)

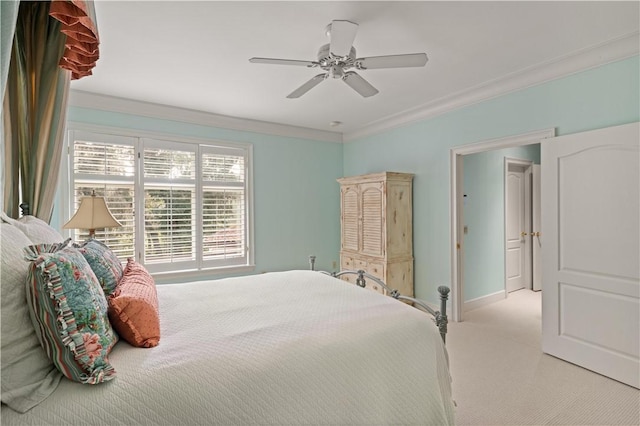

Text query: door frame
(532, 164), (542, 291)
(450, 128), (555, 322)
(504, 157), (534, 293)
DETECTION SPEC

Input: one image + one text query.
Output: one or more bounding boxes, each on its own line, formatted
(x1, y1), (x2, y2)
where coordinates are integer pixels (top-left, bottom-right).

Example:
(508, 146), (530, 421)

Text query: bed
(1, 216), (455, 425)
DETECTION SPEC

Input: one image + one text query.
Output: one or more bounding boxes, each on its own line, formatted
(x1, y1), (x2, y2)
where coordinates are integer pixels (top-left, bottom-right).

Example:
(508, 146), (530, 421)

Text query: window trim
(62, 122), (255, 279)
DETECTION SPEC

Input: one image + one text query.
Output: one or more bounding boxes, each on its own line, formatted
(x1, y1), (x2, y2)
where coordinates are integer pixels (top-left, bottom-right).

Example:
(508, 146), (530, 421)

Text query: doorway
(450, 129), (554, 322)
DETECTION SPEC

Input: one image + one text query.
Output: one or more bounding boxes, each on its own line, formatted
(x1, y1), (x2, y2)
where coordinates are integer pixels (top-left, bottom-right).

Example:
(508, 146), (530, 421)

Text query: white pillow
(0, 222), (62, 412)
(13, 215), (64, 244)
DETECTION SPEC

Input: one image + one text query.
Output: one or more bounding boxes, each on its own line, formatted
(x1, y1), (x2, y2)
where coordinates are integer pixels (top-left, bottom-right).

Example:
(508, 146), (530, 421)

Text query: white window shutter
(70, 130), (252, 275)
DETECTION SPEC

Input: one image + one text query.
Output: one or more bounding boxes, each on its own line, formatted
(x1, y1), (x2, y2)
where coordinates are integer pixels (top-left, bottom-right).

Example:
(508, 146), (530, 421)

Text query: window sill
(151, 264), (256, 284)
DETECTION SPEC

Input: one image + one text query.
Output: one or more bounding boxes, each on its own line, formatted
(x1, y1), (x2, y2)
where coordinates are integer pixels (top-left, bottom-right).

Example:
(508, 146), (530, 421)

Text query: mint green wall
(462, 145), (540, 301)
(60, 108), (343, 278)
(11, 47), (639, 298)
(343, 56), (640, 303)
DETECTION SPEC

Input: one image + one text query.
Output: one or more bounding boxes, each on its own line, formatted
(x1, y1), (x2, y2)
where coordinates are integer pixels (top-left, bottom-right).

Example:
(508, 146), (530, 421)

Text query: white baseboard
(464, 290), (506, 312)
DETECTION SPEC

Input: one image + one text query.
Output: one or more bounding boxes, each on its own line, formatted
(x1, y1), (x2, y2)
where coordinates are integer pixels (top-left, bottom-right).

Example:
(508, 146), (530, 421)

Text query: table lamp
(63, 191), (122, 239)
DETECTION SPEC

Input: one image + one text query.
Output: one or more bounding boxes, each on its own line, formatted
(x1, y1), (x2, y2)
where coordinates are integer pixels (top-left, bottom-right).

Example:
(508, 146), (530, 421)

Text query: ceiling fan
(249, 20), (428, 98)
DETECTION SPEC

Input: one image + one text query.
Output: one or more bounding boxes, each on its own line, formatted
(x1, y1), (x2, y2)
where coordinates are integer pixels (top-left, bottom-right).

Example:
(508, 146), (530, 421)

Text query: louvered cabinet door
(340, 185), (359, 251)
(360, 182), (385, 257)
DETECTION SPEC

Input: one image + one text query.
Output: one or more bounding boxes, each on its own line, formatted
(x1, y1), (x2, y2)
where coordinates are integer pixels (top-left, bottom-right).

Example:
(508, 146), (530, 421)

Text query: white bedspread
(2, 270), (454, 425)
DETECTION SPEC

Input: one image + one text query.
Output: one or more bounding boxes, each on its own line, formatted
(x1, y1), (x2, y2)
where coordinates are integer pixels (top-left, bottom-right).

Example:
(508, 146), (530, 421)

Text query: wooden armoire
(337, 172), (414, 297)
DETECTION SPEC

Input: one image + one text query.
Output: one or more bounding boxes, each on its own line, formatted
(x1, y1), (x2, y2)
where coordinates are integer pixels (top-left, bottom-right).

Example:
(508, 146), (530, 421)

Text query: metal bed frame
(309, 256), (449, 343)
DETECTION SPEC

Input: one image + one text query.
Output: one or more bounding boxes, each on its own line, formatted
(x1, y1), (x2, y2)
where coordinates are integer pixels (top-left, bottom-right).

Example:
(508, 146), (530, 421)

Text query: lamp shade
(64, 194), (122, 236)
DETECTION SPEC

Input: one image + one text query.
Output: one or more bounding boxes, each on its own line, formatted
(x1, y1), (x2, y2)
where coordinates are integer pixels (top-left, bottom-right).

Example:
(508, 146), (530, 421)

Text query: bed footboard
(308, 256), (449, 343)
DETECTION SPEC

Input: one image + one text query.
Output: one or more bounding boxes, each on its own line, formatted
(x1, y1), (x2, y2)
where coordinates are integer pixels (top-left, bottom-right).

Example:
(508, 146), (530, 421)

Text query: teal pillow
(74, 239), (123, 296)
(24, 242), (118, 384)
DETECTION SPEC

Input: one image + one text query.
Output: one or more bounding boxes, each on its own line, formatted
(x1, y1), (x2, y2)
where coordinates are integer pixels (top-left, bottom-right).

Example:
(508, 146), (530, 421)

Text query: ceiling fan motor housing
(317, 43), (356, 78)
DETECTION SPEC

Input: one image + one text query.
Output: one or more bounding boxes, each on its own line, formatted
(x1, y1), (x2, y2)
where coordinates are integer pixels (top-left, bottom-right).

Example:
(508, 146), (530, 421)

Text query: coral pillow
(108, 259), (160, 348)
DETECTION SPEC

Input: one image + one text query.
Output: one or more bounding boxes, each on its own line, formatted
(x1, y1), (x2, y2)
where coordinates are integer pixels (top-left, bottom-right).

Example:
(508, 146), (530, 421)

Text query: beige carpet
(447, 289), (640, 425)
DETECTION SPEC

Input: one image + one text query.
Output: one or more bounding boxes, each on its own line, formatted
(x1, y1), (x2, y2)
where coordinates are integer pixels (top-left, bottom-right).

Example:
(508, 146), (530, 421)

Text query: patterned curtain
(2, 0), (99, 221)
(0, 0), (20, 216)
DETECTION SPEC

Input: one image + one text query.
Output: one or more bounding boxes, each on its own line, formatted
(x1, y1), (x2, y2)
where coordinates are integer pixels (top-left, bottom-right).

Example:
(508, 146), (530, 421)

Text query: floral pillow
(74, 239), (123, 297)
(24, 243), (118, 384)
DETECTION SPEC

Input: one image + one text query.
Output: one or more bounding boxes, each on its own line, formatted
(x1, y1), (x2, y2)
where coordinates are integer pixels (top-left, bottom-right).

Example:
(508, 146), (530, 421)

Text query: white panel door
(506, 166), (526, 293)
(542, 122), (639, 388)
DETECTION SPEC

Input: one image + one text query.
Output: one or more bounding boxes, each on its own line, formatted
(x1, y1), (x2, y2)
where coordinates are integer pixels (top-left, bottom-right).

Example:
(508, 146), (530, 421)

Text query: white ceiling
(70, 1), (639, 140)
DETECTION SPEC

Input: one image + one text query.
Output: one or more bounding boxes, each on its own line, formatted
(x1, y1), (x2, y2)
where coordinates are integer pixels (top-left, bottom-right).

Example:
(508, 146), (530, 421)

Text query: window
(67, 129), (253, 275)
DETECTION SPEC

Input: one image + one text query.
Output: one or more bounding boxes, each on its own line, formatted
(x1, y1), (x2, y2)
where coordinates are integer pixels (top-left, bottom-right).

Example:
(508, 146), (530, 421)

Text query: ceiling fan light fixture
(329, 65), (344, 79)
(249, 19), (427, 98)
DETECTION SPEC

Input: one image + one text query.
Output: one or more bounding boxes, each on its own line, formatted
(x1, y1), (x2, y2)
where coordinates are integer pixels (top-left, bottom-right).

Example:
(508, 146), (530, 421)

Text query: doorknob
(520, 231), (528, 237)
(533, 231), (541, 237)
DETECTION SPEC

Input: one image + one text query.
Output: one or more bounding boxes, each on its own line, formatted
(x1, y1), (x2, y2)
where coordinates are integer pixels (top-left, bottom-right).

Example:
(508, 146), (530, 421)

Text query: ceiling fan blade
(356, 53), (428, 69)
(342, 71), (378, 97)
(287, 73), (327, 98)
(249, 57), (317, 67)
(329, 20), (358, 57)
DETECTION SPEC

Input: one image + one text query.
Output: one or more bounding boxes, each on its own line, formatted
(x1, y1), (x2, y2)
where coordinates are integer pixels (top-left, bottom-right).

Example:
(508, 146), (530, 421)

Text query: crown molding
(67, 90), (343, 144)
(343, 31), (639, 142)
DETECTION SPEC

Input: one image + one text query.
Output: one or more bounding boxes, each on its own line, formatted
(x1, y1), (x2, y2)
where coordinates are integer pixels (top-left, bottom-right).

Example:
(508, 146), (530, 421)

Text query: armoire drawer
(367, 261), (384, 279)
(355, 259), (368, 270)
(366, 280), (385, 295)
(341, 255), (355, 270)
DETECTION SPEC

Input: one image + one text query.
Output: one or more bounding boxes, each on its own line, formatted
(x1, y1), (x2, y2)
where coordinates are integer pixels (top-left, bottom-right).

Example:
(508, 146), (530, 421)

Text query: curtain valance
(49, 0), (99, 79)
